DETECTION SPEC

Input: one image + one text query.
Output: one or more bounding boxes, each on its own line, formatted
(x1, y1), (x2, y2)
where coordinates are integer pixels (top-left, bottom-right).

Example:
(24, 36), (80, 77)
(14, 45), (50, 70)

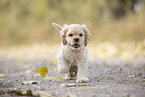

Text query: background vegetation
(0, 0), (145, 46)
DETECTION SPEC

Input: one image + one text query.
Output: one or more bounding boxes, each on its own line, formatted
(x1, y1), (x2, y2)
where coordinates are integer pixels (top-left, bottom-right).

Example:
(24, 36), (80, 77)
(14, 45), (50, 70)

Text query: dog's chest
(64, 51), (82, 66)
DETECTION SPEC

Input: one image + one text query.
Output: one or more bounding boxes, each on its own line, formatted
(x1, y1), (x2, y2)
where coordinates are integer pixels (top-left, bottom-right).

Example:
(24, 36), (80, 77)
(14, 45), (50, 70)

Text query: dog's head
(52, 23), (91, 50)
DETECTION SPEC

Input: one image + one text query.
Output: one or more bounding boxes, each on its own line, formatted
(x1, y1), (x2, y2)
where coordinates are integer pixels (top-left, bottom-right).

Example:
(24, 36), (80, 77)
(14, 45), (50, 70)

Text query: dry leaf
(127, 75), (137, 78)
(22, 81), (40, 85)
(116, 75), (128, 77)
(7, 89), (34, 96)
(60, 83), (89, 87)
(127, 72), (136, 75)
(17, 88), (23, 94)
(7, 88), (23, 95)
(36, 66), (48, 77)
(59, 75), (63, 79)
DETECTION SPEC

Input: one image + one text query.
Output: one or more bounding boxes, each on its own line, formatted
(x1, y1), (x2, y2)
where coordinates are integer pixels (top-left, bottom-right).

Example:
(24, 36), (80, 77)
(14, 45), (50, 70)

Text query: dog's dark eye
(79, 34), (83, 37)
(69, 34), (73, 37)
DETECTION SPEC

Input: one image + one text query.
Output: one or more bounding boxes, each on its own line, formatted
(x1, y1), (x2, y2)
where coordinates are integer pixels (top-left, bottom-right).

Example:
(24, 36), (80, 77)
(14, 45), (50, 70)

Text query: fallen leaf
(22, 81), (40, 85)
(116, 75), (128, 77)
(31, 82), (39, 84)
(0, 78), (5, 80)
(7, 88), (23, 95)
(17, 88), (23, 94)
(60, 83), (89, 87)
(127, 75), (137, 78)
(116, 74), (137, 78)
(121, 79), (139, 82)
(127, 72), (136, 75)
(7, 89), (33, 96)
(59, 75), (63, 79)
(60, 84), (66, 87)
(36, 66), (48, 77)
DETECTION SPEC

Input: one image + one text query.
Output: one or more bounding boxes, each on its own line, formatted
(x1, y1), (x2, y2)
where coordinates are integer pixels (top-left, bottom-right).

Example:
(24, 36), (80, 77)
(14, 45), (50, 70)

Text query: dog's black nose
(74, 38), (79, 42)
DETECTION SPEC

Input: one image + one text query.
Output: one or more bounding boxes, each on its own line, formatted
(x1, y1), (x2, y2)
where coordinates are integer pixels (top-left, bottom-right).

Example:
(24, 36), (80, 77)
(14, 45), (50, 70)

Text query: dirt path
(0, 45), (145, 97)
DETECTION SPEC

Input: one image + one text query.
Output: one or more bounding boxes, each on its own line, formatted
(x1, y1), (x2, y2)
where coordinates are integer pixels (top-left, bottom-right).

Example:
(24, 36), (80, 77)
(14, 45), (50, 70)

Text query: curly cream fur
(52, 23), (91, 83)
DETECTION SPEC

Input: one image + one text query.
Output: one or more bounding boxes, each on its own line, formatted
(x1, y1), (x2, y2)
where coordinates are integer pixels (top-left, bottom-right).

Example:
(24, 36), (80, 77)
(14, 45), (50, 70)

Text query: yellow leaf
(36, 66), (48, 77)
(17, 88), (23, 94)
(59, 75), (63, 79)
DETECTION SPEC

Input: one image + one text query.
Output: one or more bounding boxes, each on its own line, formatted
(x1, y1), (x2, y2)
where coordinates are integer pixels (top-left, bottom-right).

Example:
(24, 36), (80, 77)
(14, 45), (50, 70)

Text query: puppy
(52, 23), (91, 83)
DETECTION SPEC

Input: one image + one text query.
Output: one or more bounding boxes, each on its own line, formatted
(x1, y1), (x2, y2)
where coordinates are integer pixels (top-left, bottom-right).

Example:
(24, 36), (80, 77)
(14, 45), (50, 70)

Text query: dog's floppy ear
(82, 24), (91, 46)
(60, 29), (67, 45)
(52, 23), (67, 45)
(52, 23), (62, 31)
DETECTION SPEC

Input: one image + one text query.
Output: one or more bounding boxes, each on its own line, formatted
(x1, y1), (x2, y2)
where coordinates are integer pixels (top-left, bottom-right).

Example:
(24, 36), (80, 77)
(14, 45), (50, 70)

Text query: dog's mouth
(69, 43), (80, 48)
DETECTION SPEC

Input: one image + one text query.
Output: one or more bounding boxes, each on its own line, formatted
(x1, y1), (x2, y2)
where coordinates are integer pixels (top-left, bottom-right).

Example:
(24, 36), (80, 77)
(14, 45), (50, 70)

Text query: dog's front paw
(76, 77), (89, 83)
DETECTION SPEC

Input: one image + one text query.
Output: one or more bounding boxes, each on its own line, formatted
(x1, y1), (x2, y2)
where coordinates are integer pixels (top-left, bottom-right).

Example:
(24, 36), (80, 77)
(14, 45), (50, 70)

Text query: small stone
(138, 73), (142, 76)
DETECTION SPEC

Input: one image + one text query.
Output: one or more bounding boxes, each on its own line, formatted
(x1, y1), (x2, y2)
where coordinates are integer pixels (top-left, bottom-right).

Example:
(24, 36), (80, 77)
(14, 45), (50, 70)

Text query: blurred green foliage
(0, 0), (145, 46)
